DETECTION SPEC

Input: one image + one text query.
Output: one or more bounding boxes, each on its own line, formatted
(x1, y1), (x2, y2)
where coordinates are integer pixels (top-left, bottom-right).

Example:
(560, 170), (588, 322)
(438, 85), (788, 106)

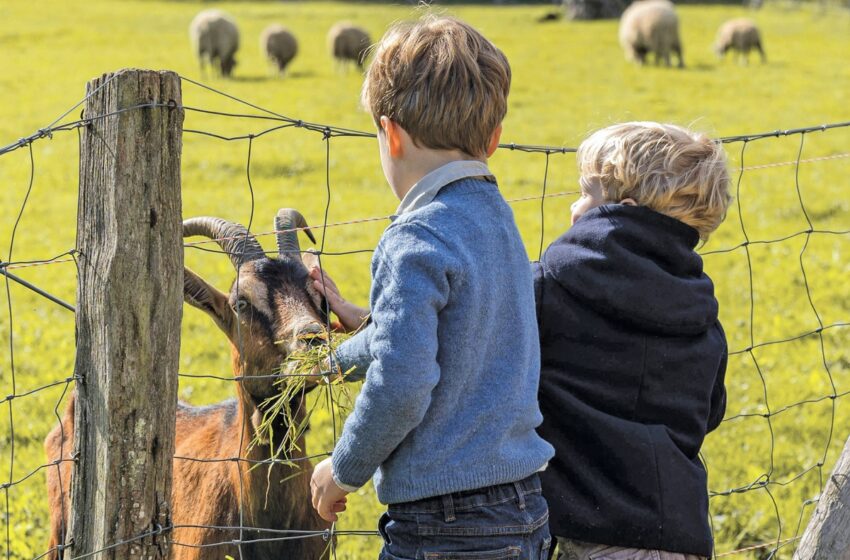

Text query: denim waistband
(387, 473), (542, 517)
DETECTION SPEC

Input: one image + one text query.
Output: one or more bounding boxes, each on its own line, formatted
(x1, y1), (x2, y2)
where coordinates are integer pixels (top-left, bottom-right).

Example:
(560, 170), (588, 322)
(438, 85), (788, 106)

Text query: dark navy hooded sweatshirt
(532, 204), (727, 557)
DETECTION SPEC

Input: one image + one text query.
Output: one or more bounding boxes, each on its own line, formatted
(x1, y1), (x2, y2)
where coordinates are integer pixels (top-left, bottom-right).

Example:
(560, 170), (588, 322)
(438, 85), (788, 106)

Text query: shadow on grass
(687, 63), (718, 72)
(230, 75), (276, 83)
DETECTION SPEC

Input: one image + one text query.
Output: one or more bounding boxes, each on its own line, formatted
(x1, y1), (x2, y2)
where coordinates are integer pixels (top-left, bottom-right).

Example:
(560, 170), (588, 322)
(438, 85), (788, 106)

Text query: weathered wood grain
(70, 69), (183, 559)
(795, 436), (850, 560)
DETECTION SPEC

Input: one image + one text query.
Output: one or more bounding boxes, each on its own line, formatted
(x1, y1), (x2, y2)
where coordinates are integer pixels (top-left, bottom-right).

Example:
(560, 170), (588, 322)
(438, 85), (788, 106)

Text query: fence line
(1, 73), (848, 559)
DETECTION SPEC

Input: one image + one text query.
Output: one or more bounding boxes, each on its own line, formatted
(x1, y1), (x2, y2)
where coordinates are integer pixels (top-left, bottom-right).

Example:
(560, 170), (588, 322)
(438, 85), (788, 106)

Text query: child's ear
(620, 198), (637, 206)
(486, 124), (503, 158)
(380, 116), (405, 158)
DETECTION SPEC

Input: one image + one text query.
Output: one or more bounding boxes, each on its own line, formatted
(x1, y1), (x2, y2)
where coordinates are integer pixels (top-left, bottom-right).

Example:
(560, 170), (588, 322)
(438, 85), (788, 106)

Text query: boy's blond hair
(362, 15), (511, 158)
(577, 122), (732, 240)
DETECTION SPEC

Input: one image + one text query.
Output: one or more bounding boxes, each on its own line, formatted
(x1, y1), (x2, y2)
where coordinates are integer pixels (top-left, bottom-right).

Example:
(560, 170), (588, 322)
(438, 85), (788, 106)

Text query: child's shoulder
(376, 217), (456, 273)
(540, 204), (717, 336)
(548, 204), (699, 256)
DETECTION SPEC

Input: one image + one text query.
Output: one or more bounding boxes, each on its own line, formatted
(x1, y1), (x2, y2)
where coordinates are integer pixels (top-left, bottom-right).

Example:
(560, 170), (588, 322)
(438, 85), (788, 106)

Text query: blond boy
(309, 16), (555, 558)
(534, 122), (732, 560)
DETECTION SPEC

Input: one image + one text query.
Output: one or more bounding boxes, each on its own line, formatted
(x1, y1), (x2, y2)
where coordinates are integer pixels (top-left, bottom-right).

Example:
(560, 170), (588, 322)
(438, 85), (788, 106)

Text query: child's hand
(309, 266), (370, 333)
(310, 458), (350, 522)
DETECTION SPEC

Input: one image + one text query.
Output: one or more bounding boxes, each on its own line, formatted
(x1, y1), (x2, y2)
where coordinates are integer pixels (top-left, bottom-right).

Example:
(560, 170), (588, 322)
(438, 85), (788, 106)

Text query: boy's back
(336, 173), (552, 503)
(535, 204), (726, 556)
(309, 15), (554, 559)
(535, 122), (732, 559)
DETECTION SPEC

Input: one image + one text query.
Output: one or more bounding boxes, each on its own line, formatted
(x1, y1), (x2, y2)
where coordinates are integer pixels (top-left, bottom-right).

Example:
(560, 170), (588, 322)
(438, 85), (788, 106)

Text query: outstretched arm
(308, 265), (373, 382)
(330, 223), (449, 490)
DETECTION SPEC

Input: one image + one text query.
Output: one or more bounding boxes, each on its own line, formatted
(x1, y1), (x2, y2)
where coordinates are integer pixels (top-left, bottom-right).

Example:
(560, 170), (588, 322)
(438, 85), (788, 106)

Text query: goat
(45, 209), (332, 559)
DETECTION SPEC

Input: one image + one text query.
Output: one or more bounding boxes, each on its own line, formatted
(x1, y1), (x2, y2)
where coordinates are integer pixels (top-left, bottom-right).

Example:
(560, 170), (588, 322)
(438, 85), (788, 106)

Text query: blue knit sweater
(332, 176), (554, 505)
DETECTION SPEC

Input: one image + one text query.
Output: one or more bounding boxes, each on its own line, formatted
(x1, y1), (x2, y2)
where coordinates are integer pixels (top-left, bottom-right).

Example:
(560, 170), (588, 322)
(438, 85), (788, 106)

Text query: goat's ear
(183, 267), (234, 333)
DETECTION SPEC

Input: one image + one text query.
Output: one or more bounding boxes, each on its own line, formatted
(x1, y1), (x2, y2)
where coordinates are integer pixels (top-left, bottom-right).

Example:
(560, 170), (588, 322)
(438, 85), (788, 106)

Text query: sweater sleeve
(331, 222), (451, 489)
(531, 261), (545, 321)
(706, 322), (728, 433)
(333, 322), (375, 383)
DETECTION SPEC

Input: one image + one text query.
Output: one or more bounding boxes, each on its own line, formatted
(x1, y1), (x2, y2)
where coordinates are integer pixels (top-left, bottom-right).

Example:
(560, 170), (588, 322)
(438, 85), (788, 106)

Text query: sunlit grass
(0, 1), (848, 558)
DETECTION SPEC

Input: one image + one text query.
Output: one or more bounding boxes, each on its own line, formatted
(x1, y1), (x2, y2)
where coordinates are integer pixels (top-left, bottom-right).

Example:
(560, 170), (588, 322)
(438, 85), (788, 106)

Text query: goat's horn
(183, 217), (266, 268)
(275, 209), (316, 259)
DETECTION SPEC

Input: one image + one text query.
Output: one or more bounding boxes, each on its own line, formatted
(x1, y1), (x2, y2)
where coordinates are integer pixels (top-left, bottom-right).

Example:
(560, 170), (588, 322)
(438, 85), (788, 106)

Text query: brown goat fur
(45, 215), (333, 559)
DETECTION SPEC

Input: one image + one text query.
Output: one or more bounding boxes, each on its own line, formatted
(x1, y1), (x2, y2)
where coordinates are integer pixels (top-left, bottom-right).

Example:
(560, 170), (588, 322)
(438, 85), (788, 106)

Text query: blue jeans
(378, 473), (552, 560)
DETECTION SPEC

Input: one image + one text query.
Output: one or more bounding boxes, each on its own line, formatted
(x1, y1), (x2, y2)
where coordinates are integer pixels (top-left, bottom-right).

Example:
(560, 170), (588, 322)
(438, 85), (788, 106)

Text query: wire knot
(323, 127), (332, 140)
(322, 526), (336, 542)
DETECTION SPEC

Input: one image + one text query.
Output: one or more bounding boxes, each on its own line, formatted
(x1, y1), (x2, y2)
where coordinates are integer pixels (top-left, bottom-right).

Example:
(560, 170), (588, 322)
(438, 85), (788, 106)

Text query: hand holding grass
(252, 332), (354, 459)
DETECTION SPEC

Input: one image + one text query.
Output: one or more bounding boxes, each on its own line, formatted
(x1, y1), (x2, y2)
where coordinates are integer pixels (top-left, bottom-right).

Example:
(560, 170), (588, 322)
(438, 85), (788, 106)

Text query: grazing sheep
(261, 24), (298, 75)
(715, 18), (766, 64)
(327, 23), (371, 70)
(189, 9), (240, 78)
(619, 0), (684, 68)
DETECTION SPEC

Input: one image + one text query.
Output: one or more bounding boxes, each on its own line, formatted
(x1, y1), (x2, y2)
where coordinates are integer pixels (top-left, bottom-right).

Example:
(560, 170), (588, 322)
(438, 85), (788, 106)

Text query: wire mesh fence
(0, 73), (848, 559)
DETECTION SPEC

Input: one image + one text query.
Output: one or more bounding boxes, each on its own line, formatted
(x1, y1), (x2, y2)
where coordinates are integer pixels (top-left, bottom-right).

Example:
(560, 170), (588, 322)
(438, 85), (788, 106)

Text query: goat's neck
(231, 370), (321, 530)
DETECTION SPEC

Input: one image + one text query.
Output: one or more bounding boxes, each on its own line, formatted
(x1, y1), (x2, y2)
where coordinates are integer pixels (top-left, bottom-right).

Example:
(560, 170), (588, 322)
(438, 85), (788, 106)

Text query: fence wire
(0, 76), (847, 560)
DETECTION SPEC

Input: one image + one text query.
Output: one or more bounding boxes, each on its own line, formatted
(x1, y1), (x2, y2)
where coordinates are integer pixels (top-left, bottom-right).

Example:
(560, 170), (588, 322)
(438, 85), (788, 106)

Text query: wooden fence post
(69, 69), (183, 558)
(795, 436), (850, 559)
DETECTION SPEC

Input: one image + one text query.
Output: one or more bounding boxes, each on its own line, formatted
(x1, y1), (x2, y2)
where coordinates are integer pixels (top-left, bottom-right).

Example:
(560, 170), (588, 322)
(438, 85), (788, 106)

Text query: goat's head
(183, 209), (327, 399)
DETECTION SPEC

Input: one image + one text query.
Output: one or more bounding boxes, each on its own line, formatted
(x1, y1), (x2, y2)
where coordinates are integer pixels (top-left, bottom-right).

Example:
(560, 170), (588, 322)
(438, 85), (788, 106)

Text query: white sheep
(189, 9), (240, 78)
(715, 18), (766, 64)
(327, 22), (372, 70)
(619, 0), (684, 68)
(260, 24), (298, 75)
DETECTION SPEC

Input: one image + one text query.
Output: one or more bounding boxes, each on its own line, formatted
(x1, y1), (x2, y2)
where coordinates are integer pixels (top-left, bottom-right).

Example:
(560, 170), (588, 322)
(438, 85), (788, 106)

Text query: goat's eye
(233, 299), (250, 314)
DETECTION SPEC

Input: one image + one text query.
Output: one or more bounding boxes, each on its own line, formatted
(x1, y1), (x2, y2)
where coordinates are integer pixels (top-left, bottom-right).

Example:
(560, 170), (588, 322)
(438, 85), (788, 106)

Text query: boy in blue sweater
(308, 15), (555, 559)
(534, 122), (732, 560)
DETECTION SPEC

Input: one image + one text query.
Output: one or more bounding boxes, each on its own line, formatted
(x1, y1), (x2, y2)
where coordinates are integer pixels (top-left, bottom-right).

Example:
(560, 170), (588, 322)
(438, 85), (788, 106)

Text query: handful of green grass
(251, 332), (355, 465)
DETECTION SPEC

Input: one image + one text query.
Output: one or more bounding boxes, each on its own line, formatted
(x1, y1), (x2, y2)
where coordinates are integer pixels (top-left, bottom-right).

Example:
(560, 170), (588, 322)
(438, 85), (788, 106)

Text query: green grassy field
(1, 1), (849, 558)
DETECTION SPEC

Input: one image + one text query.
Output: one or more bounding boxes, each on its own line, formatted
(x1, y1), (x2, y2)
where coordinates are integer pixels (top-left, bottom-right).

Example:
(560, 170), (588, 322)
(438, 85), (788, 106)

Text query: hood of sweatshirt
(541, 204), (718, 336)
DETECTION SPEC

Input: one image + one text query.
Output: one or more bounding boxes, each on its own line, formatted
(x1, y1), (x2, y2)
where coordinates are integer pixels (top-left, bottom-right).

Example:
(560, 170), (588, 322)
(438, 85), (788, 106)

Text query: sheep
(619, 0), (684, 68)
(715, 18), (766, 64)
(327, 22), (371, 70)
(261, 24), (298, 75)
(189, 9), (240, 78)
(45, 209), (332, 560)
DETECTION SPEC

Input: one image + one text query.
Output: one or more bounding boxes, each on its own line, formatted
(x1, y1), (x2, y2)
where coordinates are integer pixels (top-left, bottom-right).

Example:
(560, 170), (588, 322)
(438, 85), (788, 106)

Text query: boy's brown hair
(577, 122), (733, 241)
(362, 15), (511, 158)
